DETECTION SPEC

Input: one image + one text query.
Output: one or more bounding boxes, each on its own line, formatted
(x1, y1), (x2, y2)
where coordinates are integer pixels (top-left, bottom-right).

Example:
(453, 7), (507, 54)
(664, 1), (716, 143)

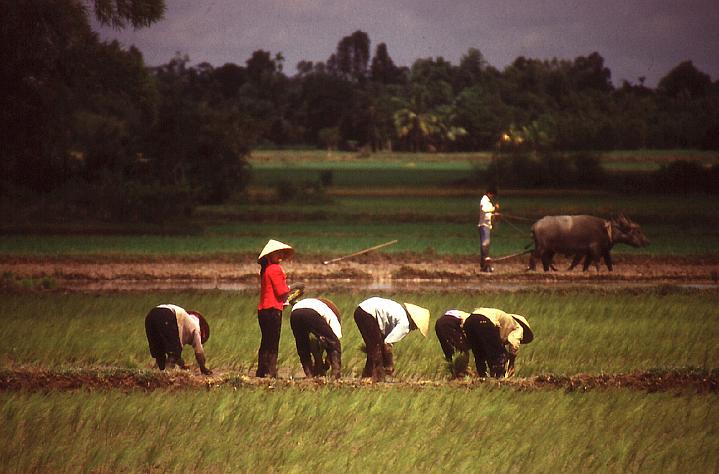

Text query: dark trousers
(145, 307), (182, 370)
(434, 315), (470, 377)
(463, 314), (507, 377)
(354, 307), (393, 381)
(256, 308), (282, 378)
(290, 308), (342, 379)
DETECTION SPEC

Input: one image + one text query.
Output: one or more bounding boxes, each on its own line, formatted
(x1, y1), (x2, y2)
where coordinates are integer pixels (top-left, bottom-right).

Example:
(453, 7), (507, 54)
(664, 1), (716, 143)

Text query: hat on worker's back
(188, 310), (210, 343)
(257, 239), (295, 263)
(403, 303), (431, 338)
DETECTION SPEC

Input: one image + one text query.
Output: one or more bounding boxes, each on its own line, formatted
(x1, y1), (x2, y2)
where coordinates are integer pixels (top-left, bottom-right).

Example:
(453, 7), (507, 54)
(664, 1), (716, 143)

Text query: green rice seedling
(0, 386), (716, 473)
(2, 193), (718, 258)
(1, 289), (716, 378)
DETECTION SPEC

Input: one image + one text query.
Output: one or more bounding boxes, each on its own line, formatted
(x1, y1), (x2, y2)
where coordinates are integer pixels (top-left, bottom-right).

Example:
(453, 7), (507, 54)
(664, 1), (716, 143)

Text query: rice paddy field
(2, 150), (719, 472)
(249, 149), (719, 182)
(1, 289), (718, 472)
(2, 193), (718, 259)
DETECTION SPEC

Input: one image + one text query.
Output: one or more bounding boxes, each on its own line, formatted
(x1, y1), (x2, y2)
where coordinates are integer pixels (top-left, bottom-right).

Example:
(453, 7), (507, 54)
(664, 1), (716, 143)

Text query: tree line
(2, 1), (718, 221)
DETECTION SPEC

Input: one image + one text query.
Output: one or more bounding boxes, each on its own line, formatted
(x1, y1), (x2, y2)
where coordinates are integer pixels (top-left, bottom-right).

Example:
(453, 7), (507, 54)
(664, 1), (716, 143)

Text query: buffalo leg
(603, 250), (613, 271)
(541, 251), (555, 272)
(568, 254), (583, 271)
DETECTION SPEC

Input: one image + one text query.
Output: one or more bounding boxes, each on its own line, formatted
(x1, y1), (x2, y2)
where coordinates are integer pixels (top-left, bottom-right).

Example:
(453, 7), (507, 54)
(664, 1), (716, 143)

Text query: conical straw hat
(510, 314), (534, 344)
(257, 239), (294, 263)
(404, 303), (430, 338)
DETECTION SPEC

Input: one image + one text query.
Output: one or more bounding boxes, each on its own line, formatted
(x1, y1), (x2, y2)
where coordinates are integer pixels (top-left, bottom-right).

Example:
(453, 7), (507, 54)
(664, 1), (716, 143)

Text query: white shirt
(478, 194), (496, 229)
(292, 298), (342, 339)
(444, 309), (470, 325)
(157, 304), (204, 354)
(358, 297), (411, 344)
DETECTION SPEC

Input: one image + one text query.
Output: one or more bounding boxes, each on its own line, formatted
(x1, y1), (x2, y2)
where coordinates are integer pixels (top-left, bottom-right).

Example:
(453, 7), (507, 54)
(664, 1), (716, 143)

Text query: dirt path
(2, 255), (718, 289)
(1, 368), (716, 393)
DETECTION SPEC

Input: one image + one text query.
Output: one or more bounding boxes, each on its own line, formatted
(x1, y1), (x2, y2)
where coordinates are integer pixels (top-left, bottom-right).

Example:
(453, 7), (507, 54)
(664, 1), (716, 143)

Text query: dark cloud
(94, 0), (719, 86)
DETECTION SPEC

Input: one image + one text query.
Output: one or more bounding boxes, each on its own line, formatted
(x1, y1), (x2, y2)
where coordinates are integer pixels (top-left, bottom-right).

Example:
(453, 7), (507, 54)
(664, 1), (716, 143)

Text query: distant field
(249, 149), (719, 187)
(1, 193), (717, 258)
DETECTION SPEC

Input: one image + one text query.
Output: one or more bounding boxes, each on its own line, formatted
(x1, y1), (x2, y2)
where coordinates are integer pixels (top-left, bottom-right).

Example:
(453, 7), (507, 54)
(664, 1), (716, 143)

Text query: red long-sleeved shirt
(258, 263), (289, 311)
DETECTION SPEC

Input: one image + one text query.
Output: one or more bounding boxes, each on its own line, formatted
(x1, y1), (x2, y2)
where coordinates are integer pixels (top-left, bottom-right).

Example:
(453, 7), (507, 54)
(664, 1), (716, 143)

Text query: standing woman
(256, 239), (294, 378)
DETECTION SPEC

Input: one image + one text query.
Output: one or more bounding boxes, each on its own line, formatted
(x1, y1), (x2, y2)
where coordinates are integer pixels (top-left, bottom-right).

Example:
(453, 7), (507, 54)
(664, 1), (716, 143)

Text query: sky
(94, 0), (719, 88)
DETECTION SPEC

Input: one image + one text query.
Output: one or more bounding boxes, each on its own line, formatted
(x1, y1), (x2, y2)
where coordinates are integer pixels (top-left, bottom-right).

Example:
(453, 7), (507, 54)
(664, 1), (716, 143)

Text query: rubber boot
(267, 352), (279, 378)
(382, 343), (394, 376)
(481, 244), (493, 272)
(308, 335), (323, 375)
(475, 357), (488, 377)
(362, 356), (373, 378)
(301, 361), (315, 378)
(328, 350), (342, 380)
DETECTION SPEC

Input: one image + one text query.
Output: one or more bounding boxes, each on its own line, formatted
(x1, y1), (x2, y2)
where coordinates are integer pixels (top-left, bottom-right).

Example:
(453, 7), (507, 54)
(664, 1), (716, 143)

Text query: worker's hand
(287, 283), (305, 305)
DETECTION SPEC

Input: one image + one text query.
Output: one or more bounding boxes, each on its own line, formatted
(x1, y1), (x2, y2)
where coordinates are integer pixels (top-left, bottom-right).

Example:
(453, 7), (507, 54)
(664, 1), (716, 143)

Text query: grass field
(2, 387), (716, 473)
(2, 289), (717, 376)
(2, 149), (718, 472)
(248, 149), (719, 187)
(0, 288), (717, 472)
(2, 193), (718, 258)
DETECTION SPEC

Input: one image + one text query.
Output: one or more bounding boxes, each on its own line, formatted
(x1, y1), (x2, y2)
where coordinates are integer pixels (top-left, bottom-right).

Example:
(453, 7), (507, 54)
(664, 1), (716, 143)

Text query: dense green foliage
(1, 0), (247, 221)
(3, 2), (719, 224)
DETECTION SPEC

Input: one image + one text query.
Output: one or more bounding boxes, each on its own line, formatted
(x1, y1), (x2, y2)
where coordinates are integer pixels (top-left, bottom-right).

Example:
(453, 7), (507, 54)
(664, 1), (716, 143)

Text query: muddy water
(60, 278), (718, 292)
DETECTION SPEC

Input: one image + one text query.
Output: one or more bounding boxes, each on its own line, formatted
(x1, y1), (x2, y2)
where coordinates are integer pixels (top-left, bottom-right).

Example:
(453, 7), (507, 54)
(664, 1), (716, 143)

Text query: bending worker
(290, 297), (343, 379)
(434, 309), (471, 378)
(144, 304), (212, 375)
(463, 307), (534, 378)
(478, 186), (499, 272)
(353, 296), (430, 382)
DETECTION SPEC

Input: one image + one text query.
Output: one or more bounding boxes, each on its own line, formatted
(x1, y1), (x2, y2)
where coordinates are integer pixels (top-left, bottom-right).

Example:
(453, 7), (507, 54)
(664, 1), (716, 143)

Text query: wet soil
(2, 254), (718, 290)
(1, 368), (716, 393)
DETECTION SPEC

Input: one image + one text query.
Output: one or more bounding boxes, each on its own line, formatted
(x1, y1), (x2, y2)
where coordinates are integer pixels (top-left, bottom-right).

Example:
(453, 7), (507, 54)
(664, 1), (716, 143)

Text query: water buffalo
(528, 214), (649, 272)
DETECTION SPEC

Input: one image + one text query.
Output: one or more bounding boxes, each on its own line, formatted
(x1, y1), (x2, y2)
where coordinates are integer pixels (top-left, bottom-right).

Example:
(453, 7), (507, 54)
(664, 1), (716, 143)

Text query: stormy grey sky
(94, 0), (719, 87)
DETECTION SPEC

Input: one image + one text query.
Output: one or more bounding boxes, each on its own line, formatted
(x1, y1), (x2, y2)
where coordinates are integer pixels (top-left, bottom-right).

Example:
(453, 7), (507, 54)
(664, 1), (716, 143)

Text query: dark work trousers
(145, 307), (182, 370)
(434, 315), (470, 377)
(290, 308), (342, 379)
(463, 314), (507, 377)
(353, 306), (393, 381)
(256, 308), (283, 378)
